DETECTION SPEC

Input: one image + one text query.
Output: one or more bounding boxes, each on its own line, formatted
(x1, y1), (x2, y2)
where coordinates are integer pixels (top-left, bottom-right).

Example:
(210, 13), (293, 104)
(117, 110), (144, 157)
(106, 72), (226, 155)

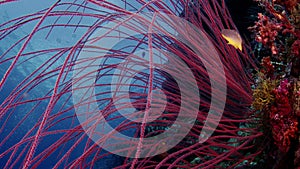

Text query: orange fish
(221, 29), (242, 51)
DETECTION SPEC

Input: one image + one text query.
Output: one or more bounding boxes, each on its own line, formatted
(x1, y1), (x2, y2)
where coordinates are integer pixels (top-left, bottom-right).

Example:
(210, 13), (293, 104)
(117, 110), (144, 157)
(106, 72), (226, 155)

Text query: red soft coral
(292, 40), (300, 58)
(273, 0), (299, 12)
(269, 79), (298, 153)
(261, 56), (275, 78)
(251, 13), (282, 55)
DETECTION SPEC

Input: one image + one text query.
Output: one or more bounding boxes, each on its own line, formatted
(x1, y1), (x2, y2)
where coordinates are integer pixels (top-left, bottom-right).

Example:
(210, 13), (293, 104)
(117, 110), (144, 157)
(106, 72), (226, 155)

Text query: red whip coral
(0, 0), (261, 169)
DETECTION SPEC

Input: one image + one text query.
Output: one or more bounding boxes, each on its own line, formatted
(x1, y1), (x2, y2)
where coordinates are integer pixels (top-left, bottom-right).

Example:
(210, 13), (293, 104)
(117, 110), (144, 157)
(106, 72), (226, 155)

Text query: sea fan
(0, 0), (261, 168)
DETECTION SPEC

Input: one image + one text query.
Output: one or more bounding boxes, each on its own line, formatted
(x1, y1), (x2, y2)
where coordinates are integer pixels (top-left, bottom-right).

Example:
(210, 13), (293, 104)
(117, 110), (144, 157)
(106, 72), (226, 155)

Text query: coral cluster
(270, 79), (298, 153)
(275, 0), (299, 13)
(250, 13), (281, 55)
(251, 0), (300, 167)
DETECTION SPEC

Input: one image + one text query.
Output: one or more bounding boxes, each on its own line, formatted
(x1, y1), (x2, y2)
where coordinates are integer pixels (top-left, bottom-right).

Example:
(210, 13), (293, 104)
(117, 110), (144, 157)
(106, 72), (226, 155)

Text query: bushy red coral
(292, 40), (300, 58)
(269, 79), (298, 153)
(261, 56), (275, 78)
(250, 13), (282, 55)
(271, 117), (298, 153)
(273, 0), (299, 12)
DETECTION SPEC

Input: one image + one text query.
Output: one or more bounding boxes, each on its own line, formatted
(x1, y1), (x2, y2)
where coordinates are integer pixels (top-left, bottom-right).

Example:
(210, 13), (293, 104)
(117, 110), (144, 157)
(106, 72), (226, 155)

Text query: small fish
(221, 29), (242, 51)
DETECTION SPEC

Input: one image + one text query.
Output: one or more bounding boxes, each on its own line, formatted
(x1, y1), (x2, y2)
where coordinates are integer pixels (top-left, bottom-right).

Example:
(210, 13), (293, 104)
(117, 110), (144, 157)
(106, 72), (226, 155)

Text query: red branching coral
(294, 81), (300, 167)
(274, 0), (299, 12)
(250, 13), (281, 55)
(269, 79), (298, 153)
(292, 40), (300, 58)
(261, 56), (275, 78)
